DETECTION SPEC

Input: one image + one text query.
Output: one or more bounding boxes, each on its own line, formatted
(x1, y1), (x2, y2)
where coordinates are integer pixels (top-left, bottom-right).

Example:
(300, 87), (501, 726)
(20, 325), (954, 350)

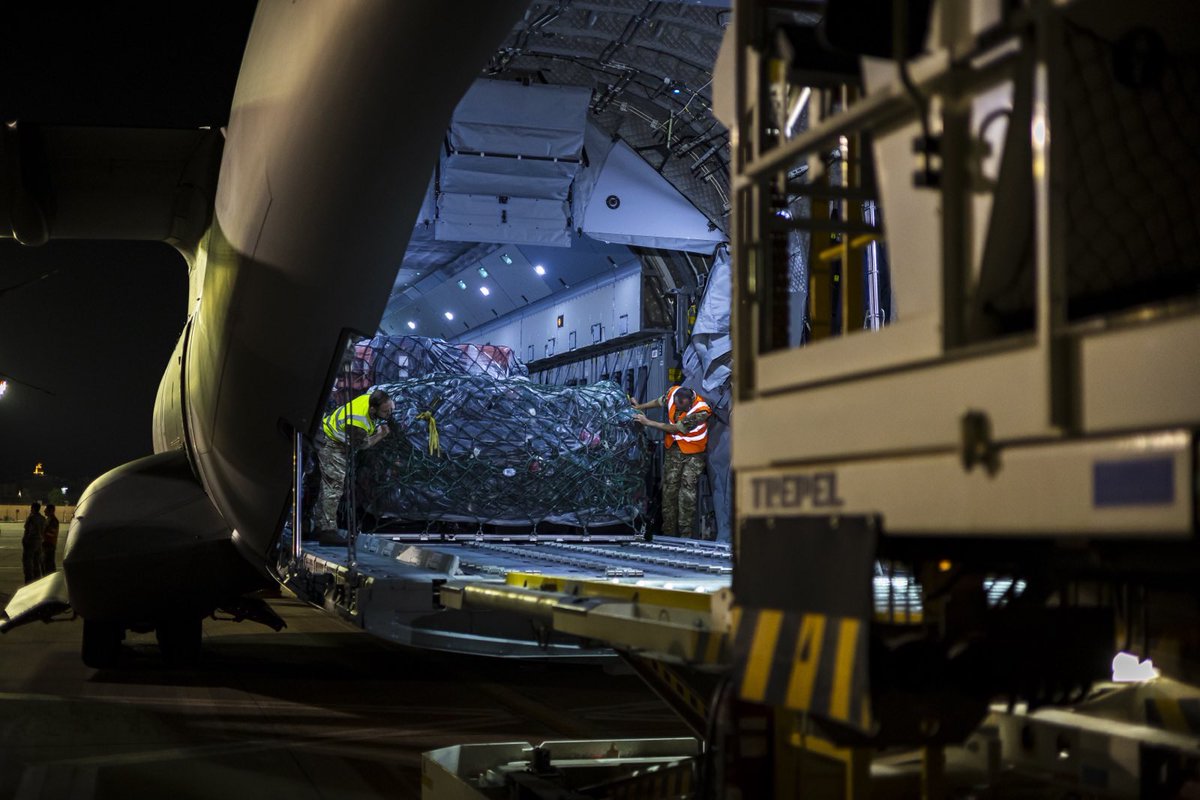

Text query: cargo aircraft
(1, 1), (736, 665)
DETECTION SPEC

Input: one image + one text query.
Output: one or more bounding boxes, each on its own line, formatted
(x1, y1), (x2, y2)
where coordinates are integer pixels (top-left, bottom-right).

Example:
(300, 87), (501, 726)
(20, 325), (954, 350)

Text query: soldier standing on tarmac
(21, 501), (45, 584)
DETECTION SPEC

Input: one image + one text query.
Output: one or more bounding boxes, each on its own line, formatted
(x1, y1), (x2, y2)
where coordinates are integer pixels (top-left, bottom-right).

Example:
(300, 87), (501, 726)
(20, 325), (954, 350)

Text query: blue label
(1093, 457), (1175, 507)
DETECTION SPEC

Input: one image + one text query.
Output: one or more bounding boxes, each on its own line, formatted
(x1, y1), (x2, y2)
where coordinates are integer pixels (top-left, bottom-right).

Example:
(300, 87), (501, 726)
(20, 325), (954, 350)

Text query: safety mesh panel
(355, 375), (647, 529)
(977, 22), (1200, 328)
(1061, 22), (1200, 316)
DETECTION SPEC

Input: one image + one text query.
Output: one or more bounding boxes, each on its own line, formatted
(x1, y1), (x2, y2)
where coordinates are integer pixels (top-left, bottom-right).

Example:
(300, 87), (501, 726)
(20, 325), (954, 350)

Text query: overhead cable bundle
(356, 374), (647, 528)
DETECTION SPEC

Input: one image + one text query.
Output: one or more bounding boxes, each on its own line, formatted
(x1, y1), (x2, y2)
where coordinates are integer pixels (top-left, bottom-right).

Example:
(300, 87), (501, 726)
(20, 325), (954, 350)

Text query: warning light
(33, 462), (45, 476)
(937, 559), (952, 572)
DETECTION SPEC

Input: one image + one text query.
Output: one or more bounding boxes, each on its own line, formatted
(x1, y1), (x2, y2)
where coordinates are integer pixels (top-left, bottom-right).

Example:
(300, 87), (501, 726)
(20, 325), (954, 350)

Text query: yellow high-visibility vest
(322, 393), (379, 444)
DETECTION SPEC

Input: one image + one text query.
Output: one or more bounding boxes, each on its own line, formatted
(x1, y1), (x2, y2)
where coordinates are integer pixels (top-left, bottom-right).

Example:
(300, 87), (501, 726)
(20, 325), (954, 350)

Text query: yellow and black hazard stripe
(731, 606), (872, 732)
(1144, 697), (1200, 734)
(626, 655), (712, 735)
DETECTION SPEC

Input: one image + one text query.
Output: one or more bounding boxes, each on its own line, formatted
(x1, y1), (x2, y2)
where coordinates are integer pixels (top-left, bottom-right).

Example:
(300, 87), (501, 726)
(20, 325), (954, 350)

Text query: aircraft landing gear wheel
(157, 617), (203, 667)
(81, 619), (124, 668)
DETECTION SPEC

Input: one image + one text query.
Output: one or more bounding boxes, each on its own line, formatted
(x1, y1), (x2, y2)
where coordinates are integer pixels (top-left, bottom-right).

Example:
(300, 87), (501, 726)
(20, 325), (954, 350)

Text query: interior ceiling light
(407, 320), (417, 330)
(478, 266), (488, 277)
(500, 253), (513, 265)
(457, 280), (467, 290)
(444, 311), (454, 320)
(534, 264), (546, 276)
(479, 286), (490, 296)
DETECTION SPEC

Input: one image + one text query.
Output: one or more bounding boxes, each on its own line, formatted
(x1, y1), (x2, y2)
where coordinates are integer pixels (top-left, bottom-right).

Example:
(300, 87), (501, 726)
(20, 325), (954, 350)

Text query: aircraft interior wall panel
(524, 271), (642, 359)
(463, 267), (643, 359)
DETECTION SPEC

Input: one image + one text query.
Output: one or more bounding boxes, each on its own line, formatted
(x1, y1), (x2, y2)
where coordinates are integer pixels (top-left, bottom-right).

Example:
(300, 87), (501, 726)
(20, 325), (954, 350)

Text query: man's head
(673, 387), (695, 412)
(45, 504), (56, 515)
(30, 501), (40, 513)
(368, 389), (395, 419)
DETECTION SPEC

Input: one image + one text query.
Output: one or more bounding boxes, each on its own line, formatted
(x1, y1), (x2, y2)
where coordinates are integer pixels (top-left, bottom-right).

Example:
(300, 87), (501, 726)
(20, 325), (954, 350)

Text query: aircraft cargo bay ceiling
(379, 0), (739, 341)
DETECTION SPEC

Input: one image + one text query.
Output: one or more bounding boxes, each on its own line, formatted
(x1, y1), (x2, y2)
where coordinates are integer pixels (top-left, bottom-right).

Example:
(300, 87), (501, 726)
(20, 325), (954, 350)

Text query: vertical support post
(940, 86), (971, 349)
(838, 98), (865, 333)
(731, 0), (753, 400)
(292, 430), (303, 561)
(1032, 0), (1071, 432)
(864, 201), (882, 330)
(922, 744), (946, 800)
(347, 440), (358, 571)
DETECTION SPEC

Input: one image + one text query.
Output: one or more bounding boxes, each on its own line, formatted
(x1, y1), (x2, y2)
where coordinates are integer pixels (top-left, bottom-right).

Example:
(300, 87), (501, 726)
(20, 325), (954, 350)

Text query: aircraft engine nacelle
(63, 450), (265, 627)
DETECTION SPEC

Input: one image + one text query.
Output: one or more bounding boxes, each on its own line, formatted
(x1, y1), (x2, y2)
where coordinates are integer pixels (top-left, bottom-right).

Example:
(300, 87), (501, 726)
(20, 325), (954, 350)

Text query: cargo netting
(332, 334), (527, 406)
(354, 374), (647, 529)
(326, 336), (647, 530)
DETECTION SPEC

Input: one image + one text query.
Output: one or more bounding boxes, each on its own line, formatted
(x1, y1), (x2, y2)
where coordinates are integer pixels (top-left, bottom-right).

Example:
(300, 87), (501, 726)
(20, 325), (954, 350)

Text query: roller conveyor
(281, 532), (732, 659)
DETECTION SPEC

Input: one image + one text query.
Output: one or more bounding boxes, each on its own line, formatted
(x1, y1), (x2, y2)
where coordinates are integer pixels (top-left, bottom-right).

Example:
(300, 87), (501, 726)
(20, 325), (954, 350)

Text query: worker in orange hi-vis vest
(632, 385), (711, 538)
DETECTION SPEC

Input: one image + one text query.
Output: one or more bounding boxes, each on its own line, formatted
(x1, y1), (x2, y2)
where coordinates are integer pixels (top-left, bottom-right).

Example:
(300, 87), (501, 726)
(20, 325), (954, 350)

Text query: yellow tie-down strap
(731, 605), (872, 733)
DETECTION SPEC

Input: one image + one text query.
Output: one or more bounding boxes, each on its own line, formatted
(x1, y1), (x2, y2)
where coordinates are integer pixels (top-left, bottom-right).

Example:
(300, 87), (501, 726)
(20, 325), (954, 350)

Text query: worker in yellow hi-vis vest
(314, 388), (394, 545)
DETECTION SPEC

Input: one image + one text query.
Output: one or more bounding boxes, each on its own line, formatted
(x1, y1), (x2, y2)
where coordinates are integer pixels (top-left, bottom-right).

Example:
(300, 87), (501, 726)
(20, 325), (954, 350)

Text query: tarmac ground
(0, 522), (687, 799)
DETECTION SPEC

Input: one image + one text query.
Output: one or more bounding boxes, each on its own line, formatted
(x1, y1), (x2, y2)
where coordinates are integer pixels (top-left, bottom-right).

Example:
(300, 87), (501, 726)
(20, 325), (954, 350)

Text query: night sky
(0, 242), (187, 482)
(0, 3), (256, 483)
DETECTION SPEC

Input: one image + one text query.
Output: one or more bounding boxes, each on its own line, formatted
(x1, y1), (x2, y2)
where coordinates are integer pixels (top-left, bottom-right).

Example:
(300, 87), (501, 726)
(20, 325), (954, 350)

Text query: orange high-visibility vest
(664, 385), (710, 453)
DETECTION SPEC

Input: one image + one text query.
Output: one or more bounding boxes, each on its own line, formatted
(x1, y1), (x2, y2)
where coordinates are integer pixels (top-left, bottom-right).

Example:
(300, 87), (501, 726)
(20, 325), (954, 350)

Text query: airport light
(444, 311), (454, 320)
(479, 286), (490, 296)
(534, 264), (546, 276)
(407, 320), (416, 330)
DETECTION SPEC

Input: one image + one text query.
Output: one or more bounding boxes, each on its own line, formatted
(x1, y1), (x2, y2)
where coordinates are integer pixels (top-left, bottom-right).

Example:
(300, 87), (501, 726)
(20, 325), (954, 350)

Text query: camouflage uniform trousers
(662, 445), (705, 537)
(316, 439), (351, 533)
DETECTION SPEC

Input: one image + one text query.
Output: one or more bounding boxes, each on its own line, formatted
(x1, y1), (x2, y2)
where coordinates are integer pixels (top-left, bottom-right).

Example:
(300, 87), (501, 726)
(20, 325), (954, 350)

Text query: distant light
(480, 286), (491, 296)
(61, 486), (68, 495)
(478, 266), (489, 277)
(534, 264), (546, 276)
(457, 280), (467, 290)
(672, 88), (681, 95)
(500, 253), (513, 265)
(444, 311), (454, 320)
(0, 379), (7, 398)
(407, 320), (417, 330)
(1112, 652), (1160, 682)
